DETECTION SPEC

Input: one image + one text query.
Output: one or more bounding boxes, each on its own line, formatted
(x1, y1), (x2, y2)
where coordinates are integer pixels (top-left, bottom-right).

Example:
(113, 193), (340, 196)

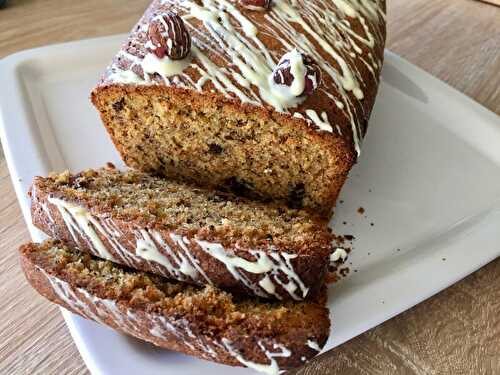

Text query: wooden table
(0, 0), (499, 374)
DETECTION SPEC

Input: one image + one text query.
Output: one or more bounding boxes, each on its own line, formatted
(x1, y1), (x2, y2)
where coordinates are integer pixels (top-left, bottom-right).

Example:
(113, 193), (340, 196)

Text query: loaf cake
(30, 165), (334, 300)
(91, 0), (387, 216)
(20, 240), (330, 373)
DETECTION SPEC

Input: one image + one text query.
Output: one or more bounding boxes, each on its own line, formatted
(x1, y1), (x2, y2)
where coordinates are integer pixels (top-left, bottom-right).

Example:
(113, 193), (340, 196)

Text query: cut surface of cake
(30, 166), (335, 300)
(91, 0), (387, 216)
(20, 240), (330, 373)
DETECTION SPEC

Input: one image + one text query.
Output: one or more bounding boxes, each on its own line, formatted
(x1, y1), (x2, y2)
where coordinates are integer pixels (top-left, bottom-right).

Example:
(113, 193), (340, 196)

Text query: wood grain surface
(0, 0), (499, 374)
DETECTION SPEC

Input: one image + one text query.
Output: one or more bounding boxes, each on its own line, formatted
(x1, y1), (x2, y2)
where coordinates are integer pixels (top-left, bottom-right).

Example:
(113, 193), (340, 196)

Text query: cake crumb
(339, 268), (350, 277)
(52, 170), (71, 185)
(357, 207), (365, 214)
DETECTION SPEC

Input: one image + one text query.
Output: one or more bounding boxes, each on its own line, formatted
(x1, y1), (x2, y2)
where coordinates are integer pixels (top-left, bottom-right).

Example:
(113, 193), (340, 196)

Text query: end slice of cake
(30, 166), (334, 300)
(20, 240), (330, 373)
(91, 0), (386, 216)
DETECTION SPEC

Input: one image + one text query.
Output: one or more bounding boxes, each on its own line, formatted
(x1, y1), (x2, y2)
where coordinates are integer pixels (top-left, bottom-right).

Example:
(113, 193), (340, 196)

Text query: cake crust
(20, 240), (330, 373)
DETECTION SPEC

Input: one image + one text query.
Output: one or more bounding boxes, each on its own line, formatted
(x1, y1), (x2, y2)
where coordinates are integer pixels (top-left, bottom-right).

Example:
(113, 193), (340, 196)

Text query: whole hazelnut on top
(240, 0), (272, 10)
(147, 11), (191, 60)
(272, 49), (321, 96)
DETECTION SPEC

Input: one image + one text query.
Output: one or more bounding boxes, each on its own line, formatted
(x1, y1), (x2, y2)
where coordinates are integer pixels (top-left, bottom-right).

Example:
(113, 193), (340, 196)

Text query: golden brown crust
(19, 240), (330, 371)
(30, 168), (333, 300)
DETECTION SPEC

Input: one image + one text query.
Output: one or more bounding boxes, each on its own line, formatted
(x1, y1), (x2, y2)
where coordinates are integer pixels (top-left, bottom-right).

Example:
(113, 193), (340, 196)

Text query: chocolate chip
(225, 177), (254, 196)
(208, 194), (225, 203)
(74, 179), (89, 189)
(208, 143), (223, 155)
(157, 157), (167, 167)
(288, 183), (305, 209)
(112, 98), (125, 112)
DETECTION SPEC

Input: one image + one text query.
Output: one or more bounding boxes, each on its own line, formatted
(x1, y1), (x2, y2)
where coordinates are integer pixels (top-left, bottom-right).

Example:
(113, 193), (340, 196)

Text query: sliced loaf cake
(30, 166), (334, 300)
(91, 0), (387, 216)
(20, 240), (330, 373)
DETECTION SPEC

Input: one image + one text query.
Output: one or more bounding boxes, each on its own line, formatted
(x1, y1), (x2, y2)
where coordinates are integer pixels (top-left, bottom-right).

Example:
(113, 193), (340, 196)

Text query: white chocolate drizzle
(107, 69), (145, 85)
(39, 198), (312, 300)
(330, 247), (348, 263)
(98, 218), (138, 267)
(169, 233), (213, 283)
(38, 265), (306, 370)
(47, 197), (116, 262)
(195, 239), (309, 300)
(267, 48), (309, 107)
(134, 229), (206, 282)
(106, 0), (386, 155)
(222, 339), (291, 375)
(38, 267), (218, 360)
(142, 52), (192, 79)
(305, 110), (333, 133)
(306, 339), (322, 352)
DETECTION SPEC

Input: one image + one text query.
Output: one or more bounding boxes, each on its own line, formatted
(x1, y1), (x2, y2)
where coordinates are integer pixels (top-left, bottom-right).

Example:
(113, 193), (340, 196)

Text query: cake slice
(91, 0), (386, 217)
(30, 166), (334, 300)
(20, 240), (330, 373)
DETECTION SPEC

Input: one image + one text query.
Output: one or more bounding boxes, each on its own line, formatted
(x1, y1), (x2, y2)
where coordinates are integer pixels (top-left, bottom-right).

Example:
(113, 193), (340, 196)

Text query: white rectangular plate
(1, 35), (500, 375)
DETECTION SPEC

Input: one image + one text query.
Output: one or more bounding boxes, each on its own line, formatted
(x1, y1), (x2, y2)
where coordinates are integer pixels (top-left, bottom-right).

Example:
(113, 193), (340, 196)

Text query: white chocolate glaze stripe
(38, 265), (305, 371)
(222, 339), (291, 375)
(195, 239), (309, 300)
(330, 247), (348, 263)
(39, 198), (313, 300)
(47, 197), (116, 262)
(306, 339), (322, 352)
(38, 266), (220, 359)
(169, 233), (213, 283)
(305, 109), (334, 133)
(107, 0), (385, 155)
(134, 229), (206, 282)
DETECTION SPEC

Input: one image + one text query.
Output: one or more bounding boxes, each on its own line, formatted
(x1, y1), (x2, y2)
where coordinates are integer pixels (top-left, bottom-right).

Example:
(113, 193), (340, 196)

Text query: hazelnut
(147, 11), (191, 60)
(273, 51), (321, 96)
